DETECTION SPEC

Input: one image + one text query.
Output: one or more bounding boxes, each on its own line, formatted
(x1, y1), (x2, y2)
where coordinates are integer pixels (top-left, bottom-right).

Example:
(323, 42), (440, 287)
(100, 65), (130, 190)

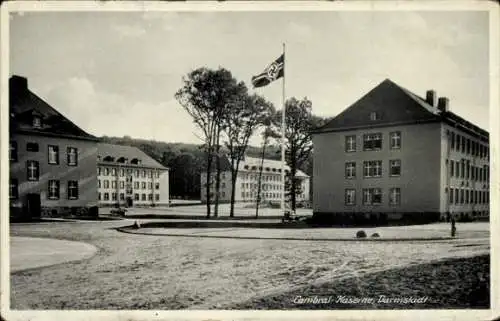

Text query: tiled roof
(97, 143), (167, 170)
(239, 156), (309, 177)
(9, 75), (98, 141)
(313, 79), (488, 140)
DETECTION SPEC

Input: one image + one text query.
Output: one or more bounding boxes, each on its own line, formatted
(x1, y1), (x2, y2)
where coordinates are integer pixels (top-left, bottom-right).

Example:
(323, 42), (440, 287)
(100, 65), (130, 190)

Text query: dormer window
(370, 112), (380, 121)
(33, 116), (41, 128)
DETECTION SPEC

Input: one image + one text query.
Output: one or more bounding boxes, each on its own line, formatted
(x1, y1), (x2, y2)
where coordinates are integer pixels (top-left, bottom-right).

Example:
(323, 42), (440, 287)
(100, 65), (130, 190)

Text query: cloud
(40, 76), (204, 143)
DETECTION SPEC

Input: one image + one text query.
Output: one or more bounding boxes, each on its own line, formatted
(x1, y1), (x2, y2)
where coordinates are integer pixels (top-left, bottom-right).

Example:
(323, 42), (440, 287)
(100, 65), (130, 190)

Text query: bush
(356, 230), (367, 238)
(371, 233), (380, 238)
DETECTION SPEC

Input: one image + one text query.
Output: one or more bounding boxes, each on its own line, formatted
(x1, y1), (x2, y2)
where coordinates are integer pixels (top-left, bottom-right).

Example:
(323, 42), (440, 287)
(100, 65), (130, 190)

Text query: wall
(313, 122), (442, 216)
(9, 133), (98, 217)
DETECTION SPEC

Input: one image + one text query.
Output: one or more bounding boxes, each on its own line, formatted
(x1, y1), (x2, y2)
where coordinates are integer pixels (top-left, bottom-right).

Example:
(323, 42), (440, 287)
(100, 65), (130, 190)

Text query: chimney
(437, 97), (449, 112)
(425, 90), (436, 107)
(9, 75), (28, 100)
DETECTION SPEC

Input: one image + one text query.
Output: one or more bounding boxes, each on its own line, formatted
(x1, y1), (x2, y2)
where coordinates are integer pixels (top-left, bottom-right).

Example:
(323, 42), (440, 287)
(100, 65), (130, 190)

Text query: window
(134, 182), (139, 189)
(135, 170), (139, 178)
(363, 160), (382, 178)
(105, 168), (110, 176)
(389, 188), (401, 205)
(390, 132), (401, 149)
(120, 169), (124, 177)
(98, 180), (101, 188)
(142, 182), (146, 189)
(460, 189), (464, 204)
(451, 132), (455, 149)
(98, 193), (101, 201)
(455, 188), (459, 204)
(112, 193), (117, 201)
(450, 161), (455, 177)
(449, 188), (454, 204)
(345, 189), (356, 205)
(120, 193), (125, 200)
(461, 161), (465, 179)
(466, 139), (470, 154)
(155, 183), (160, 190)
(389, 160), (401, 176)
(149, 182), (153, 189)
(148, 194), (153, 201)
(26, 142), (39, 152)
(120, 181), (125, 189)
(363, 133), (382, 151)
(369, 112), (379, 121)
(98, 167), (102, 175)
(345, 135), (356, 152)
(67, 181), (79, 199)
(103, 193), (109, 201)
(112, 168), (117, 176)
(112, 181), (117, 189)
(9, 179), (18, 199)
(26, 160), (40, 181)
(33, 116), (42, 128)
(104, 180), (110, 188)
(48, 145), (59, 165)
(363, 188), (382, 205)
(156, 171), (160, 178)
(9, 141), (18, 162)
(345, 162), (356, 179)
(134, 193), (139, 201)
(155, 194), (160, 201)
(142, 170), (146, 178)
(461, 137), (466, 153)
(67, 147), (78, 166)
(48, 180), (60, 199)
(142, 194), (146, 201)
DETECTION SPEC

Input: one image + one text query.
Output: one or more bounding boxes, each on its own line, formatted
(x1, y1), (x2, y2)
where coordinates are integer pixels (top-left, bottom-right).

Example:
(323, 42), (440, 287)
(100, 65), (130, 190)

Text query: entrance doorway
(26, 193), (41, 219)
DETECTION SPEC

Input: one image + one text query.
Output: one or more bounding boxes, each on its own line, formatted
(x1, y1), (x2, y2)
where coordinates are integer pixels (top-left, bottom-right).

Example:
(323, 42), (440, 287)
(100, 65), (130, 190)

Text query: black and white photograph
(1, 1), (498, 321)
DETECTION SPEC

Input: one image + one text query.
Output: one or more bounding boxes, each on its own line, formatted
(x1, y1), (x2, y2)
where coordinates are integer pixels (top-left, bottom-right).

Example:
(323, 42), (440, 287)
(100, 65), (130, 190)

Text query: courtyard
(9, 214), (490, 310)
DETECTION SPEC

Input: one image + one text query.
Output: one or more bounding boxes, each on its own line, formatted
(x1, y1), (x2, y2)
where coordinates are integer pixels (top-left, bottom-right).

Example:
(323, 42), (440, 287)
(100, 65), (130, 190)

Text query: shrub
(371, 233), (380, 238)
(356, 230), (367, 238)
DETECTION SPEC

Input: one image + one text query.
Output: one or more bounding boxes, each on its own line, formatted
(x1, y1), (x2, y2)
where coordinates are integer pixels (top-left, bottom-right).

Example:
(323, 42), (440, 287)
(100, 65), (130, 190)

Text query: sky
(9, 10), (490, 145)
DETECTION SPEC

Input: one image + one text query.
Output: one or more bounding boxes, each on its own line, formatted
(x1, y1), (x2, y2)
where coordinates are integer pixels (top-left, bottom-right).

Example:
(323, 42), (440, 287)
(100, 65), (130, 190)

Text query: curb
(115, 227), (456, 242)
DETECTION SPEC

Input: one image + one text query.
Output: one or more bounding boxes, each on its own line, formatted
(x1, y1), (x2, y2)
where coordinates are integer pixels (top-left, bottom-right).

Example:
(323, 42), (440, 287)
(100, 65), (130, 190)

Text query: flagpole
(281, 43), (286, 213)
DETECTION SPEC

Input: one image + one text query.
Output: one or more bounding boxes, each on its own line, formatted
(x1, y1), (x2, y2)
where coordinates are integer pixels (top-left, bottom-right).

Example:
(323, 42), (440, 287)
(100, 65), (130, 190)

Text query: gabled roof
(97, 143), (168, 170)
(314, 79), (441, 133)
(9, 75), (98, 141)
(312, 79), (488, 141)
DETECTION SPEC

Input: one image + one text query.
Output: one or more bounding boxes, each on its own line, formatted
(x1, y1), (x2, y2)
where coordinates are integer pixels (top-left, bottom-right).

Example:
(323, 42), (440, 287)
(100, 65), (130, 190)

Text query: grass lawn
(10, 221), (490, 309)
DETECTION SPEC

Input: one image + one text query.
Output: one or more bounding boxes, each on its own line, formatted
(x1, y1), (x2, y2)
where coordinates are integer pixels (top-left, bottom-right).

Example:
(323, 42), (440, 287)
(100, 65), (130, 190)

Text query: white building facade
(201, 156), (310, 205)
(97, 143), (169, 207)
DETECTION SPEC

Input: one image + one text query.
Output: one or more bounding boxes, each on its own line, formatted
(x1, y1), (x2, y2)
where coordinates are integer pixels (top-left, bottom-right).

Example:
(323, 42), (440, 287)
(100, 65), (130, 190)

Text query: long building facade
(9, 75), (99, 220)
(201, 156), (310, 205)
(312, 79), (489, 224)
(97, 143), (169, 207)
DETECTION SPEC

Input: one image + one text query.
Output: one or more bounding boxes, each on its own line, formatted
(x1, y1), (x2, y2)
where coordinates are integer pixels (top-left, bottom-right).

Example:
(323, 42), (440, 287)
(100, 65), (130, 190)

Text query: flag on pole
(251, 54), (284, 88)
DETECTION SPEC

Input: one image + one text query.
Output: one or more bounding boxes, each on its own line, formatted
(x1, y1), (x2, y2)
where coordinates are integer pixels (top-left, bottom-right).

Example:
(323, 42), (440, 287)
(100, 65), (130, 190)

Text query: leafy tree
(272, 97), (327, 211)
(175, 67), (245, 218)
(223, 93), (275, 217)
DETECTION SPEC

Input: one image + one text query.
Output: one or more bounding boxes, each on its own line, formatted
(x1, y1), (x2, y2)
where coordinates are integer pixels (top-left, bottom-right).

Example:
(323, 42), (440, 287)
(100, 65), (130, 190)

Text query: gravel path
(9, 221), (490, 310)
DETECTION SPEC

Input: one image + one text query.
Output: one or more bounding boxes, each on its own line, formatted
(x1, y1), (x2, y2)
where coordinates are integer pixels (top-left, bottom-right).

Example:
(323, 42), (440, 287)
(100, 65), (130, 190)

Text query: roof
(313, 79), (489, 141)
(239, 156), (309, 177)
(203, 155), (309, 178)
(9, 75), (98, 141)
(97, 143), (168, 170)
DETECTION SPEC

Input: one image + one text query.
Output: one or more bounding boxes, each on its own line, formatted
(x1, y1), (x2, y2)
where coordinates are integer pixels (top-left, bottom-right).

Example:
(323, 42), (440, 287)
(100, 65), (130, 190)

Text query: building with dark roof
(9, 75), (100, 220)
(312, 79), (489, 225)
(97, 143), (169, 207)
(201, 155), (309, 205)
